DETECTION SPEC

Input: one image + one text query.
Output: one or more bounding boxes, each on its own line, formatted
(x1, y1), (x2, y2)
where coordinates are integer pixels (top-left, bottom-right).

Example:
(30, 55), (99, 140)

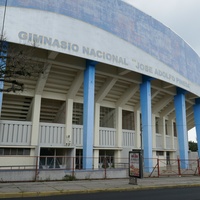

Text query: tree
(188, 141), (198, 152)
(0, 40), (45, 92)
(1, 0), (45, 93)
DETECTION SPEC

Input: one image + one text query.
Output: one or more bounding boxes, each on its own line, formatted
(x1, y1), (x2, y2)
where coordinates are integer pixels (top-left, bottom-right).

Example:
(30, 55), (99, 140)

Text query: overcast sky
(123, 0), (199, 142)
(123, 0), (200, 56)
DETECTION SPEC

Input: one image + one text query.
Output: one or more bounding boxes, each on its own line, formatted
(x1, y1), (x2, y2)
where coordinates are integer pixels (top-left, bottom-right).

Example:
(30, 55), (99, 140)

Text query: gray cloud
(123, 0), (200, 55)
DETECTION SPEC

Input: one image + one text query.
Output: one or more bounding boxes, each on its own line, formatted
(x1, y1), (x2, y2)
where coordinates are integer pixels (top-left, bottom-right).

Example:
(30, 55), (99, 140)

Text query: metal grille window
(156, 151), (164, 156)
(100, 106), (115, 128)
(0, 148), (30, 156)
(73, 103), (83, 125)
(122, 110), (135, 130)
(155, 117), (159, 133)
(173, 122), (177, 137)
(165, 120), (168, 135)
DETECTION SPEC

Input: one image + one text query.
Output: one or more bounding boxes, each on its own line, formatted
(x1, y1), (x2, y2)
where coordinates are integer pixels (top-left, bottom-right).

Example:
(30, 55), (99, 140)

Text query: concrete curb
(1, 183), (200, 199)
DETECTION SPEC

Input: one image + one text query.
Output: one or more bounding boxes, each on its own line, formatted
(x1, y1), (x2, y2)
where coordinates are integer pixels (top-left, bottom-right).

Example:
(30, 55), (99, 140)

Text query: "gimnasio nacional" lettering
(18, 31), (79, 52)
(18, 31), (128, 66)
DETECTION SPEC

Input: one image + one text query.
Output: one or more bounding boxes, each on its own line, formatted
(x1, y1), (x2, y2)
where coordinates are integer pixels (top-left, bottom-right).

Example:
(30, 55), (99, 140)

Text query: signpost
(129, 150), (143, 185)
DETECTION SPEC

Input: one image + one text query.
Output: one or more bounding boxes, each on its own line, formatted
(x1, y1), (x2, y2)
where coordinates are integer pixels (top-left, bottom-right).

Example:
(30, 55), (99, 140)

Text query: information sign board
(129, 150), (143, 178)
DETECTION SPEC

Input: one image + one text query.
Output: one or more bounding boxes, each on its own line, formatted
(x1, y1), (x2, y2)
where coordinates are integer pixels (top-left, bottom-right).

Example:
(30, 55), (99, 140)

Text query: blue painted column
(174, 88), (188, 169)
(83, 60), (96, 169)
(0, 41), (8, 115)
(193, 98), (200, 158)
(140, 76), (153, 172)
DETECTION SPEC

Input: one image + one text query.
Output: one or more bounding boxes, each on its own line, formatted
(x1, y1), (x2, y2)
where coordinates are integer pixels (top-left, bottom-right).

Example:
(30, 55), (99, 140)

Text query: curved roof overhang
(0, 0), (198, 130)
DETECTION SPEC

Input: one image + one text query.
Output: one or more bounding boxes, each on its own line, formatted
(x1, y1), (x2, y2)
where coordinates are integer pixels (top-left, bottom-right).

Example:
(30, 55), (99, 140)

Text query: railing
(166, 135), (172, 149)
(39, 123), (65, 146)
(0, 155), (130, 172)
(122, 129), (135, 147)
(174, 137), (178, 150)
(0, 120), (179, 150)
(99, 127), (116, 147)
(0, 120), (32, 145)
(72, 125), (83, 146)
(156, 133), (162, 149)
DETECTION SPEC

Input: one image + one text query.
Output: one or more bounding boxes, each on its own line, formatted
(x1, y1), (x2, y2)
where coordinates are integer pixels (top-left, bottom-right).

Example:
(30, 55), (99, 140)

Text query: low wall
(0, 170), (36, 182)
(0, 169), (129, 182)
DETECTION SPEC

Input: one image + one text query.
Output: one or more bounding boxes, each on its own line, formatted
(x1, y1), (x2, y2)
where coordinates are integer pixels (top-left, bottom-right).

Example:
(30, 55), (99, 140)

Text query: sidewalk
(0, 176), (200, 199)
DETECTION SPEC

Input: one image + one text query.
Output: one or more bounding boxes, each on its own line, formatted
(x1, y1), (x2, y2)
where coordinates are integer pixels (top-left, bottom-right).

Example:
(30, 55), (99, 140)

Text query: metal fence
(149, 158), (200, 177)
(0, 156), (199, 182)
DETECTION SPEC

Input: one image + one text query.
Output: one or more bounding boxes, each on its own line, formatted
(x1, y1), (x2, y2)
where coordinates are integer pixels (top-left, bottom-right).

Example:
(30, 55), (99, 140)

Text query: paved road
(4, 187), (200, 200)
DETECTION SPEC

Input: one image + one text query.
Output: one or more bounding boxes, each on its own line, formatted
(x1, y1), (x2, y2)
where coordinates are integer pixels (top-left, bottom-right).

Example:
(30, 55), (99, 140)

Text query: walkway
(0, 176), (200, 198)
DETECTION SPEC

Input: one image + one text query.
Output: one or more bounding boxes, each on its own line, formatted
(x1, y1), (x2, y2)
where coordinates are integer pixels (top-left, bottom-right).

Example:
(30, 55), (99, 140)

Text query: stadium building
(0, 0), (200, 174)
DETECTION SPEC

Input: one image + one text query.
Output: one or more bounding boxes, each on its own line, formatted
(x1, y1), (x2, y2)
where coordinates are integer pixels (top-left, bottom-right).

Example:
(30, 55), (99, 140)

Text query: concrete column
(152, 115), (156, 149)
(93, 103), (100, 169)
(174, 88), (188, 168)
(115, 107), (122, 165)
(168, 119), (175, 154)
(83, 60), (96, 169)
(0, 41), (8, 116)
(31, 94), (41, 151)
(65, 98), (73, 145)
(94, 103), (100, 147)
(140, 76), (153, 172)
(159, 117), (166, 149)
(93, 149), (99, 169)
(193, 98), (200, 158)
(114, 150), (121, 167)
(134, 110), (141, 149)
(116, 107), (122, 148)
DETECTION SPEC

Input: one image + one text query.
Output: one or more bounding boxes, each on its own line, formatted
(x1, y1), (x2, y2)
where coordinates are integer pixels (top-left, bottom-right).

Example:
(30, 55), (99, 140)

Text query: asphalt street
(4, 187), (200, 200)
(0, 177), (200, 199)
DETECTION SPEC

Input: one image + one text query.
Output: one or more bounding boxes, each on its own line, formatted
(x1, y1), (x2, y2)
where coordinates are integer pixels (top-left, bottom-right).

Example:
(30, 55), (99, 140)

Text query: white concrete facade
(0, 0), (200, 171)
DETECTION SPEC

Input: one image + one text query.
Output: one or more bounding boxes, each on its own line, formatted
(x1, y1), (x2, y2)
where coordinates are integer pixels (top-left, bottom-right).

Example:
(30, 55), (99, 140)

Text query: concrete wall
(0, 169), (129, 182)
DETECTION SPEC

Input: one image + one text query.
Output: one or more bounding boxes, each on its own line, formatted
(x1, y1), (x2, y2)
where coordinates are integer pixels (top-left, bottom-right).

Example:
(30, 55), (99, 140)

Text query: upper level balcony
(0, 120), (177, 150)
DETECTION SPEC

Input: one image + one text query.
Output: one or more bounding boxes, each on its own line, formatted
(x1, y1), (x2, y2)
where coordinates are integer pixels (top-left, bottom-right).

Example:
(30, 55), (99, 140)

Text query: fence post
(177, 158), (181, 176)
(157, 158), (160, 177)
(35, 156), (38, 181)
(104, 157), (107, 179)
(72, 157), (75, 177)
